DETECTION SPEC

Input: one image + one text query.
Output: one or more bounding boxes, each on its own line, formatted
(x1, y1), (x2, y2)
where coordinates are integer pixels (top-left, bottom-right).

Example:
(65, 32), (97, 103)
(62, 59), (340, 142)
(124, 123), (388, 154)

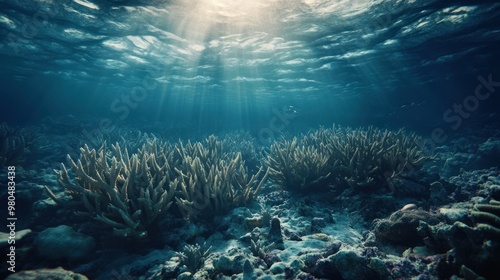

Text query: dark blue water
(1, 0), (499, 134)
(2, 2), (500, 279)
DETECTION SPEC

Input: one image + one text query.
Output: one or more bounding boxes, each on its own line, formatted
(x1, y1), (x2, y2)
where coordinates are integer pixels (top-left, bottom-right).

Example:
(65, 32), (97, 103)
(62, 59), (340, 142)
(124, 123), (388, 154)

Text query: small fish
(401, 100), (426, 108)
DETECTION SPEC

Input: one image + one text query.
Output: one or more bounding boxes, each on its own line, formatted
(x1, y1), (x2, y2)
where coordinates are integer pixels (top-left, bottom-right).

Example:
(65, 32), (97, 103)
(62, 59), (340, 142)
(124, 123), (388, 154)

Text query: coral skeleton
(51, 139), (178, 239)
(265, 125), (427, 191)
(174, 135), (269, 220)
(265, 135), (332, 191)
(330, 126), (427, 190)
(50, 134), (268, 237)
(177, 243), (211, 273)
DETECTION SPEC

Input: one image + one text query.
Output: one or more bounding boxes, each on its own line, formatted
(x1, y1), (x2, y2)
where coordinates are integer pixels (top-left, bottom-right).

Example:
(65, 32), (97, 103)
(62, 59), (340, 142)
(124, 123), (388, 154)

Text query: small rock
(412, 245), (433, 256)
(401, 204), (417, 211)
(311, 217), (326, 232)
(438, 207), (468, 223)
(269, 262), (286, 274)
(243, 259), (254, 280)
(333, 250), (376, 280)
(324, 241), (342, 256)
(264, 251), (282, 267)
(300, 252), (323, 268)
(35, 225), (95, 261)
(268, 217), (284, 250)
(245, 215), (264, 229)
(177, 272), (193, 280)
(368, 257), (390, 279)
(290, 259), (306, 271)
(213, 255), (232, 274)
(6, 267), (88, 280)
(288, 232), (302, 241)
(478, 138), (500, 156)
(311, 254), (341, 279)
(373, 209), (442, 246)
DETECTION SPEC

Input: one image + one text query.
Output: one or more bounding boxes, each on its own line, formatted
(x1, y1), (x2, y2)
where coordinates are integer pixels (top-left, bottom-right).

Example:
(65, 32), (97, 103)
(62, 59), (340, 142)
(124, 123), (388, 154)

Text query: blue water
(1, 1), (500, 279)
(1, 0), (499, 134)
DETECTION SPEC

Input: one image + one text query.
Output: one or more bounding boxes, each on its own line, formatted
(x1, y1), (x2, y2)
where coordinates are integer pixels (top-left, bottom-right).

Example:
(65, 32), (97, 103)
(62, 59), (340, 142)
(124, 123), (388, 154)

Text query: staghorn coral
(265, 135), (333, 191)
(217, 130), (261, 173)
(49, 134), (268, 236)
(177, 243), (211, 273)
(265, 125), (427, 192)
(174, 135), (269, 220)
(50, 138), (178, 239)
(329, 126), (427, 190)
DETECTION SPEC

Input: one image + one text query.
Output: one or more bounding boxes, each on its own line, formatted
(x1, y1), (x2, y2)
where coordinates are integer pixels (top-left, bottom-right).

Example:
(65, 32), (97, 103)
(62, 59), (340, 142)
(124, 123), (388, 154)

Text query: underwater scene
(1, 0), (500, 279)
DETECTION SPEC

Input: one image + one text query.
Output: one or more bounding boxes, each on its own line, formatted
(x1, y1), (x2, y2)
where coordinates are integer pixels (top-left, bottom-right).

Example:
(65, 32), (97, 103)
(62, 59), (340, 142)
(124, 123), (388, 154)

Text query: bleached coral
(50, 139), (178, 239)
(265, 125), (428, 192)
(265, 135), (333, 191)
(217, 130), (261, 172)
(174, 135), (269, 220)
(177, 243), (211, 273)
(330, 126), (427, 190)
(50, 135), (268, 236)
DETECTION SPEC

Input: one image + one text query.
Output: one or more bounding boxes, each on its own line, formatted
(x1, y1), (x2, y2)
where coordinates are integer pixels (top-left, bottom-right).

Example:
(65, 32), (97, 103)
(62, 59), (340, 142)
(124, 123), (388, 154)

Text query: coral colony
(2, 121), (498, 279)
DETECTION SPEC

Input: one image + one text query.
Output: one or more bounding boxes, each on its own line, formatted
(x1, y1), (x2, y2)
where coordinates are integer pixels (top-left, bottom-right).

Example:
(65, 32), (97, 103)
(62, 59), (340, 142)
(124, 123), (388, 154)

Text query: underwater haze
(1, 1), (500, 280)
(1, 0), (499, 131)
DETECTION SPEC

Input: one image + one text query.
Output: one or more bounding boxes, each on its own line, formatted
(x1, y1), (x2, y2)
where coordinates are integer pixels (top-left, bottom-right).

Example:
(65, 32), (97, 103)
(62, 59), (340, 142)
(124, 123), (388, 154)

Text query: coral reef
(413, 176), (500, 279)
(50, 139), (178, 239)
(176, 243), (211, 273)
(49, 135), (268, 238)
(265, 135), (332, 191)
(174, 135), (269, 220)
(217, 130), (261, 173)
(330, 126), (427, 190)
(11, 121), (498, 280)
(431, 136), (500, 178)
(265, 125), (427, 192)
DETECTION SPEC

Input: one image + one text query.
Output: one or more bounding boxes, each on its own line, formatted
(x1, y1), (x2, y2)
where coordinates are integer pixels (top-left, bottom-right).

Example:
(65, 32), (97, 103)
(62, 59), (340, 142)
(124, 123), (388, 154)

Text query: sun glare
(166, 0), (280, 60)
(173, 0), (277, 41)
(203, 0), (271, 15)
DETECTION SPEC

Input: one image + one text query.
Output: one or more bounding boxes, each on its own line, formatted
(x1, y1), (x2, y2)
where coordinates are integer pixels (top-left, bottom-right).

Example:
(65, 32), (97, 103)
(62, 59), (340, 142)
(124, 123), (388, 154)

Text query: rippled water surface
(1, 0), (499, 128)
